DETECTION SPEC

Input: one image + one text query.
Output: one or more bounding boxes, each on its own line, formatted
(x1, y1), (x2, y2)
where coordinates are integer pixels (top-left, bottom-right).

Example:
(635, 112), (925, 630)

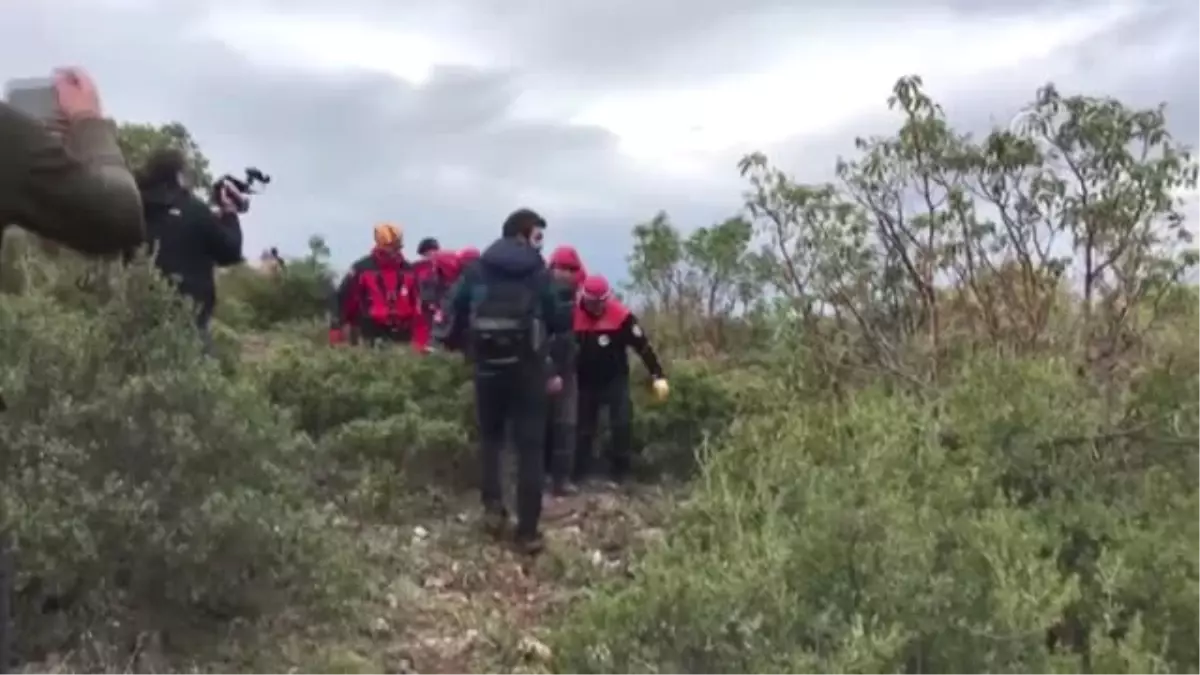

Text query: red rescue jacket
(333, 248), (421, 341)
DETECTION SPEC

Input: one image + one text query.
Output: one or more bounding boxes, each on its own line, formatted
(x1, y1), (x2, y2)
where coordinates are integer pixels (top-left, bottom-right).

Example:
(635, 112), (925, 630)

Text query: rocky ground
(20, 475), (676, 674)
(235, 482), (677, 674)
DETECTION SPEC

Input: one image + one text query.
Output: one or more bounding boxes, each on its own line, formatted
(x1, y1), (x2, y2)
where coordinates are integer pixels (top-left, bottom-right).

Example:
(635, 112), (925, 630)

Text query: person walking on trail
(440, 208), (570, 555)
(543, 245), (587, 496)
(329, 222), (423, 348)
(415, 249), (463, 353)
(573, 274), (669, 487)
(0, 67), (144, 257)
(1, 66), (144, 675)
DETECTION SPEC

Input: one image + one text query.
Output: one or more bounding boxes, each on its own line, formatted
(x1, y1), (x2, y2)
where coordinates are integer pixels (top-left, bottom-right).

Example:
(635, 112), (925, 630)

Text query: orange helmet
(373, 222), (403, 248)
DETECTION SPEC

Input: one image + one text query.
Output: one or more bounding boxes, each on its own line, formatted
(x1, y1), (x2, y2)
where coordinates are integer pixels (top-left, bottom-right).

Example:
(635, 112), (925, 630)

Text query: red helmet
(549, 245), (582, 270)
(550, 245), (587, 285)
(457, 246), (480, 264)
(433, 250), (462, 282)
(580, 274), (611, 300)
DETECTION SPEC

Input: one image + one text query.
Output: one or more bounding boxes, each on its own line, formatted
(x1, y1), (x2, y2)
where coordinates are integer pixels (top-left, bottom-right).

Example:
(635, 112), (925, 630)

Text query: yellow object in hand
(652, 378), (670, 401)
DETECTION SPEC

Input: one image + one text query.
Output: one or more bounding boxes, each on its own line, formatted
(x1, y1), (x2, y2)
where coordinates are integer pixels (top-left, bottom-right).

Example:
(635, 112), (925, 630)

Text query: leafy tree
(738, 75), (1197, 387)
(117, 121), (213, 189)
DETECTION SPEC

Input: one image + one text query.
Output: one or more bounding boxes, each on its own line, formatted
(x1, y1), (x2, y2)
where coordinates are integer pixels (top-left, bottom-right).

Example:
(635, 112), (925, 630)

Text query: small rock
(385, 592), (399, 609)
(422, 575), (448, 590)
(455, 511), (470, 524)
(589, 549), (605, 567)
(412, 525), (429, 541)
(370, 616), (391, 635)
(635, 527), (665, 544)
(518, 635), (553, 662)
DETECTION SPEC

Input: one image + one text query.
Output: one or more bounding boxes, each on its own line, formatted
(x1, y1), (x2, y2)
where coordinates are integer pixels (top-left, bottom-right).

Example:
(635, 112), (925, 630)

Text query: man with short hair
(135, 147), (245, 353)
(441, 208), (568, 554)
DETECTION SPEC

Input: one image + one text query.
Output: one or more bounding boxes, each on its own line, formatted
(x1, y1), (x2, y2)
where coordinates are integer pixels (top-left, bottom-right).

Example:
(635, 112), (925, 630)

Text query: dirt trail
(271, 484), (676, 674)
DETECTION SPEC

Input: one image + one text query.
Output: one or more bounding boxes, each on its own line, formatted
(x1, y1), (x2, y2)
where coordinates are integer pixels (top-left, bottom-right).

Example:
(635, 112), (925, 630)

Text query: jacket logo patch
(598, 335), (610, 347)
(169, 208), (182, 217)
(631, 324), (642, 338)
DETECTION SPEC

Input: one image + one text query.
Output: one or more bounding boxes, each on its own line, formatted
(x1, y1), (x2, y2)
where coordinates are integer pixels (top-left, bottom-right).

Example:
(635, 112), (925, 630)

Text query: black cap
(417, 237), (440, 255)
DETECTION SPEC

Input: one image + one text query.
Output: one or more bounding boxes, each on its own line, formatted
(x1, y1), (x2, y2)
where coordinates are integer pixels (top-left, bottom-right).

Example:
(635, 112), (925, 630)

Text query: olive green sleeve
(0, 103), (144, 256)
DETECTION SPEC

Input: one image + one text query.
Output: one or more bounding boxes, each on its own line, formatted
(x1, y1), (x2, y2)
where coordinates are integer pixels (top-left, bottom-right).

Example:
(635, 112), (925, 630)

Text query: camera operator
(133, 148), (245, 353)
(0, 67), (143, 256)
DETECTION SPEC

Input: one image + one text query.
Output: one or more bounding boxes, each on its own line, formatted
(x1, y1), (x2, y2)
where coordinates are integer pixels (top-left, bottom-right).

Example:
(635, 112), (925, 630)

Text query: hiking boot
(480, 507), (511, 539)
(551, 481), (580, 497)
(513, 532), (545, 556)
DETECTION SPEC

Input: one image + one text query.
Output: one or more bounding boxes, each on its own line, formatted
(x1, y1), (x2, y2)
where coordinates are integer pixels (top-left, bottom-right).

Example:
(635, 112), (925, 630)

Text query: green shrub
(215, 258), (335, 331)
(0, 254), (352, 664)
(553, 355), (1198, 674)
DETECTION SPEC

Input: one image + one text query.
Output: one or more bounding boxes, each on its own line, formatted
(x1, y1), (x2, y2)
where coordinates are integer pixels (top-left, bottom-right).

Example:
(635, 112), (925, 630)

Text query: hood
(479, 237), (544, 279)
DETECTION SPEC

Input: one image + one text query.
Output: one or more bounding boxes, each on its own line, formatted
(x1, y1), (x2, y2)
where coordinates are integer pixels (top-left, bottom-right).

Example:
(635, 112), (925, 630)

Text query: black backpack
(469, 279), (542, 367)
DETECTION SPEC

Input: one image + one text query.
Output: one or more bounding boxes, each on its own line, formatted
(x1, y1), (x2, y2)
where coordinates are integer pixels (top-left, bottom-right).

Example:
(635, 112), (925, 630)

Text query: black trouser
(575, 373), (633, 482)
(474, 364), (547, 540)
(543, 370), (578, 488)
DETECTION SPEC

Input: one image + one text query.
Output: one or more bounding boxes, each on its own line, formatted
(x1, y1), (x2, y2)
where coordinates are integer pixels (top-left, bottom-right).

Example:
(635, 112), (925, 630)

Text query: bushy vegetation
(0, 76), (1195, 673)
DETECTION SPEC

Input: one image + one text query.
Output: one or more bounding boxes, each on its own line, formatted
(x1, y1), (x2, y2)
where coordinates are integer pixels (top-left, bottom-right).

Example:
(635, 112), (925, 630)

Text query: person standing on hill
(329, 223), (423, 348)
(415, 249), (463, 352)
(440, 208), (569, 554)
(573, 274), (669, 487)
(134, 147), (245, 353)
(543, 245), (587, 496)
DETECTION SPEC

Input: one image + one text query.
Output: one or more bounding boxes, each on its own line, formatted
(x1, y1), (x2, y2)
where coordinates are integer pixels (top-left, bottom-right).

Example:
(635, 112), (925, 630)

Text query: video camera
(211, 167), (271, 214)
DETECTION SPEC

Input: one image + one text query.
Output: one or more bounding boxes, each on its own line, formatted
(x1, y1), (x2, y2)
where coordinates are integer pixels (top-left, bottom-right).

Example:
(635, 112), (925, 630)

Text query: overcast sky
(2, 0), (1196, 275)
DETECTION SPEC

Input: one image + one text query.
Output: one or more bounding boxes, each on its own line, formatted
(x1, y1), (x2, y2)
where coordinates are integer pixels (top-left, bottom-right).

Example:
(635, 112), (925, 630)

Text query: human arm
(193, 197), (244, 267)
(435, 270), (474, 351)
(620, 313), (665, 380)
(0, 102), (143, 255)
(328, 267), (361, 343)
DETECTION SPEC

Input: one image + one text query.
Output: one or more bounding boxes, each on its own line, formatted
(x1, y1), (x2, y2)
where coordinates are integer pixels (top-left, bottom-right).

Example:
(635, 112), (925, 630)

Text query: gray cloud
(1, 0), (727, 269)
(2, 0), (1195, 276)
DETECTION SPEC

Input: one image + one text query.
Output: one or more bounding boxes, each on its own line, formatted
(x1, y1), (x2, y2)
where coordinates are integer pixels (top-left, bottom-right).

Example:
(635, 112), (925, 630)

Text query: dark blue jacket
(444, 238), (568, 371)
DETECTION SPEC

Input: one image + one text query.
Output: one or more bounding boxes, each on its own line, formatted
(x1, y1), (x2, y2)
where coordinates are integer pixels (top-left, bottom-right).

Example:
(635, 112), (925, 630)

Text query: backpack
(469, 279), (542, 367)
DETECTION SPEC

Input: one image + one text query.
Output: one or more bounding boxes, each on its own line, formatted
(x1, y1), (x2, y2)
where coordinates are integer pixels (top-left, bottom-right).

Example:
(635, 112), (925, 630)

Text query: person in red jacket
(415, 249), (464, 351)
(329, 222), (423, 347)
(573, 274), (669, 486)
(457, 246), (481, 269)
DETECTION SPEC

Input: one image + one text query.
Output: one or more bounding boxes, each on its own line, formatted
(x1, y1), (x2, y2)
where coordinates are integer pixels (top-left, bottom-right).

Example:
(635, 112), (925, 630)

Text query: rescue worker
(0, 67), (144, 257)
(543, 245), (587, 495)
(441, 208), (569, 554)
(329, 223), (423, 347)
(415, 249), (463, 352)
(574, 274), (669, 486)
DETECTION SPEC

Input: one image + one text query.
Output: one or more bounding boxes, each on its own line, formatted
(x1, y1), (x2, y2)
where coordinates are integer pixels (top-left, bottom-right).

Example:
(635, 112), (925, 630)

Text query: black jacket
(445, 238), (569, 372)
(139, 184), (243, 322)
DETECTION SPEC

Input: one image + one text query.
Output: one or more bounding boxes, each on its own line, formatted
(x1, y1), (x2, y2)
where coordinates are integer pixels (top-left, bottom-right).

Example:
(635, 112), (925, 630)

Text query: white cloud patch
(571, 1), (1140, 173)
